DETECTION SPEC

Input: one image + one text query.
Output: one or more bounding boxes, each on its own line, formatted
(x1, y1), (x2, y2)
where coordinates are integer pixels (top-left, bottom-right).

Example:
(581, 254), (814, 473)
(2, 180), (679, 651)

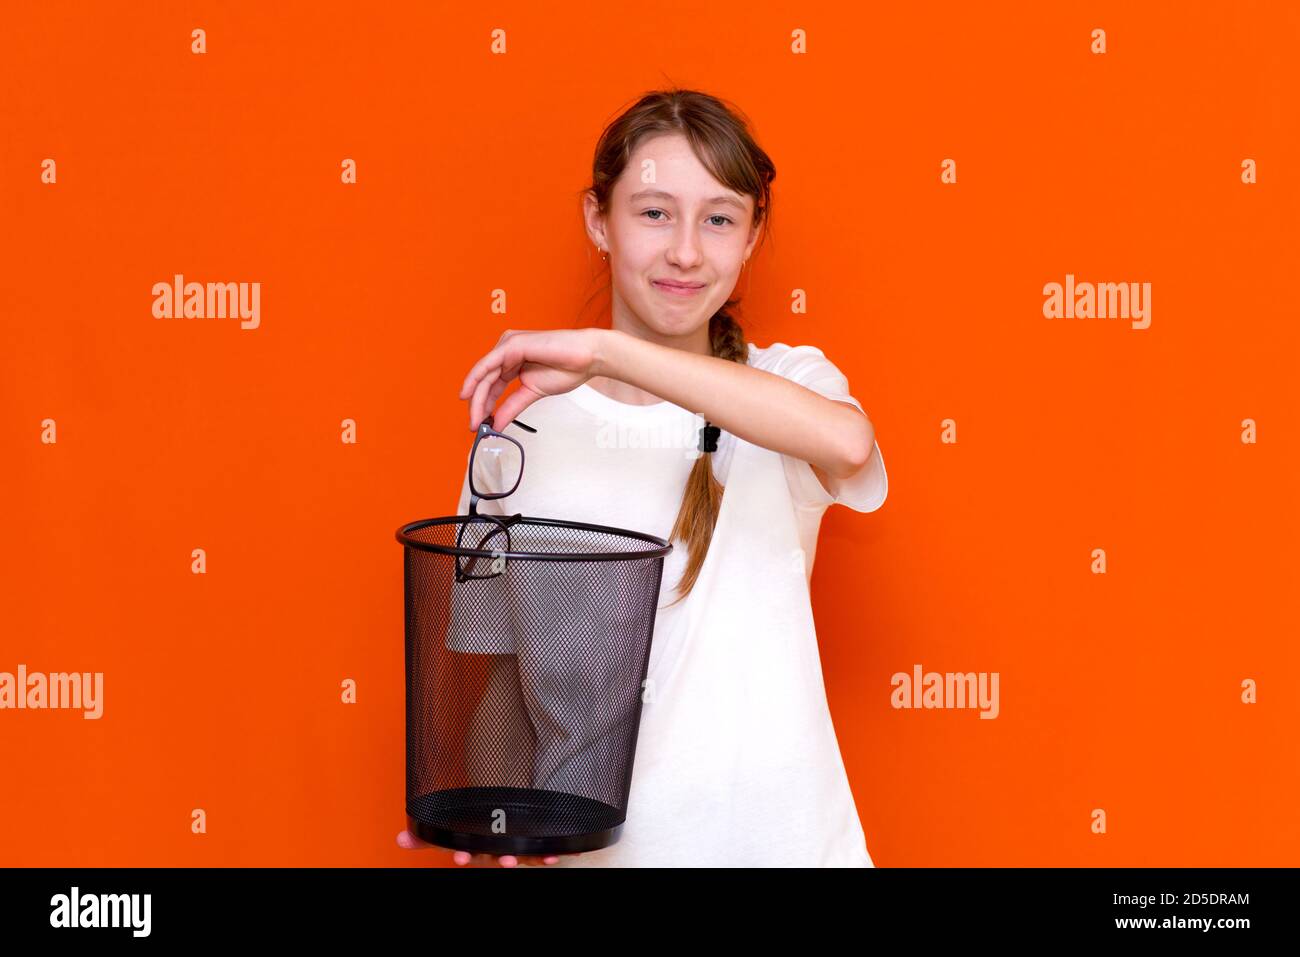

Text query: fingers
(489, 384), (542, 432)
(460, 330), (521, 401)
(459, 334), (503, 399)
(469, 367), (502, 430)
(396, 828), (434, 849)
(471, 364), (518, 431)
(477, 354), (532, 430)
(402, 829), (561, 866)
(463, 331), (543, 427)
(452, 853), (513, 867)
(483, 373), (511, 420)
(461, 347), (503, 409)
(448, 851), (563, 867)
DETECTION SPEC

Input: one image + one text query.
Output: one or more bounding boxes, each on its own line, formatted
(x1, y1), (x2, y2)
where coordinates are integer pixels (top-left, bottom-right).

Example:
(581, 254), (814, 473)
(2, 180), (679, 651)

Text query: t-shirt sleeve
(768, 344), (888, 513)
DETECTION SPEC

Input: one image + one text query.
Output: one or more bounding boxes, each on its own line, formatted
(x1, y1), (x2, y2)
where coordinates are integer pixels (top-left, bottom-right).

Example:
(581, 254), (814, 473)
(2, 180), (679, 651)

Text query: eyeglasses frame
(454, 416), (537, 582)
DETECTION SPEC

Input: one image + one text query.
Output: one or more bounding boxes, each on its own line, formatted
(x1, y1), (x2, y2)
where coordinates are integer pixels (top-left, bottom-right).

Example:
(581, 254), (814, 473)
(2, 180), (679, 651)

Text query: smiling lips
(653, 279), (706, 297)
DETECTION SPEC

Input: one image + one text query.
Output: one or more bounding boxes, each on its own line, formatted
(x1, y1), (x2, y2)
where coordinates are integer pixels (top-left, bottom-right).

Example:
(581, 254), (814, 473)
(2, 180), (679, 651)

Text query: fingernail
(452, 850), (471, 865)
(544, 856), (559, 864)
(499, 855), (518, 867)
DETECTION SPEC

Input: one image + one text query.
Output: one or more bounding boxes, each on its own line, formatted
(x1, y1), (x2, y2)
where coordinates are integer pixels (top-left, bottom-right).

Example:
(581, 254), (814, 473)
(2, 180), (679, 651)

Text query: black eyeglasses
(454, 416), (537, 582)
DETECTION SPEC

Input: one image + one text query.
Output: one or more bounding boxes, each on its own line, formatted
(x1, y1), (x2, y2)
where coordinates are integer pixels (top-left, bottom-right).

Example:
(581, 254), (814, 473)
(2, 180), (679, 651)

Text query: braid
(663, 308), (749, 607)
(709, 309), (749, 365)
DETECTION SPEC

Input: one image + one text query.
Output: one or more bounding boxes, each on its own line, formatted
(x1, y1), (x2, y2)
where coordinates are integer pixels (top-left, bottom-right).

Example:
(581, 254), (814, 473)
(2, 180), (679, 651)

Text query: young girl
(398, 88), (887, 867)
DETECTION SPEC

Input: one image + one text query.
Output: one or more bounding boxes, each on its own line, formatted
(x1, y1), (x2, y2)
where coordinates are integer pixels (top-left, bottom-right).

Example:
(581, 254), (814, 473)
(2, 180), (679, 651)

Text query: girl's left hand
(397, 827), (563, 867)
(459, 328), (604, 431)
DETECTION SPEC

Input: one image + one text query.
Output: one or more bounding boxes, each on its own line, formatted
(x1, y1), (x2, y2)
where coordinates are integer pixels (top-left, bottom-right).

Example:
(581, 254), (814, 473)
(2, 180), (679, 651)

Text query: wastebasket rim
(394, 515), (673, 562)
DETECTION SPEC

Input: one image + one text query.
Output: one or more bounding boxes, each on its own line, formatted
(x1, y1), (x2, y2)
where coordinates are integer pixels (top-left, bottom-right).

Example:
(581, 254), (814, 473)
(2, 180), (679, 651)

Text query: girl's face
(588, 132), (761, 347)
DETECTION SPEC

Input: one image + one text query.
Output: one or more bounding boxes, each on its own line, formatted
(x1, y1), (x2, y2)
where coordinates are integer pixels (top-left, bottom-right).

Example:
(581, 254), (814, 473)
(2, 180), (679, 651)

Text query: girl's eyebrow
(628, 188), (747, 211)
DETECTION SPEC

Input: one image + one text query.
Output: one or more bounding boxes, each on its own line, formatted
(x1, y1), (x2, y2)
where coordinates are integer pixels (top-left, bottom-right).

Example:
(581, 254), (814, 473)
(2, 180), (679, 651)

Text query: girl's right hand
(396, 827), (581, 867)
(459, 327), (606, 432)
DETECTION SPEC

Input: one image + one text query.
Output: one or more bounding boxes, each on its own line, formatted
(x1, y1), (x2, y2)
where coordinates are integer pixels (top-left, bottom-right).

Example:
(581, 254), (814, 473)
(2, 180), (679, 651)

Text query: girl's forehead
(615, 166), (747, 208)
(614, 135), (753, 213)
(624, 136), (713, 178)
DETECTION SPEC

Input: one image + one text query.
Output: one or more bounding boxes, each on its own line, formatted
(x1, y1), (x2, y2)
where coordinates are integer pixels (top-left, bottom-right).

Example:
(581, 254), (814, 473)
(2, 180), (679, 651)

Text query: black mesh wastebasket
(396, 514), (672, 856)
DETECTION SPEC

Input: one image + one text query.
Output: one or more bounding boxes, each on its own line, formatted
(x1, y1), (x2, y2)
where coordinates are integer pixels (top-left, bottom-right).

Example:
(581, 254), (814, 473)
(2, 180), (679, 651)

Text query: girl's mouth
(652, 280), (706, 297)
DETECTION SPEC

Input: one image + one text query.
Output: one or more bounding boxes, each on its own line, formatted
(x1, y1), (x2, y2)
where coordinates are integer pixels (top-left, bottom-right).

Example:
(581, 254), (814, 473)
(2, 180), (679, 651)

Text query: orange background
(1, 1), (1297, 866)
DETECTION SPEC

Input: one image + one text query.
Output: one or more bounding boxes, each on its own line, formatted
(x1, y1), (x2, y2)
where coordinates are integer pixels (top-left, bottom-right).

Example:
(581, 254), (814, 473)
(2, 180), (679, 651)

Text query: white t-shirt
(451, 341), (888, 866)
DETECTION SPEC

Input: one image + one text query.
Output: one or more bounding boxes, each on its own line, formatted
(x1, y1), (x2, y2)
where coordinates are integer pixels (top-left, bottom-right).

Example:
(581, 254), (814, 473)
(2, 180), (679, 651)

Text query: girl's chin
(646, 317), (711, 339)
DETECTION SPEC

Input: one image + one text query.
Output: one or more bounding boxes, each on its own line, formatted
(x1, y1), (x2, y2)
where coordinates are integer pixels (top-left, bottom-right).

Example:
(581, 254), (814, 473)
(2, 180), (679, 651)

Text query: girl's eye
(641, 209), (734, 227)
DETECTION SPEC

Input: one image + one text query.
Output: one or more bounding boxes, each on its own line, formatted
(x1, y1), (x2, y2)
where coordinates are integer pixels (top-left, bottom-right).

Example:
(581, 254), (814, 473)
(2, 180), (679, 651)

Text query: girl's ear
(744, 215), (761, 259)
(582, 189), (607, 250)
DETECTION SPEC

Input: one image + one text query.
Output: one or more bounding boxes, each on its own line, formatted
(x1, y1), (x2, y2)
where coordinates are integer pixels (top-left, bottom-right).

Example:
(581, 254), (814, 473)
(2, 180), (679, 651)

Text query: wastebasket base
(409, 786), (625, 855)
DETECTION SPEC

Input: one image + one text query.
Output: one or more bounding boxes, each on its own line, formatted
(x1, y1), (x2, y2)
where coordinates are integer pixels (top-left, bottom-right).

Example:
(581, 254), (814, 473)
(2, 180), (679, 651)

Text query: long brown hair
(583, 88), (776, 605)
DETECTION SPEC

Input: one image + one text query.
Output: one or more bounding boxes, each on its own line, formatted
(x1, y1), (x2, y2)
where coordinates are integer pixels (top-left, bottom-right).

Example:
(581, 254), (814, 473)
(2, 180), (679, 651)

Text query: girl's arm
(458, 325), (877, 488)
(594, 328), (875, 483)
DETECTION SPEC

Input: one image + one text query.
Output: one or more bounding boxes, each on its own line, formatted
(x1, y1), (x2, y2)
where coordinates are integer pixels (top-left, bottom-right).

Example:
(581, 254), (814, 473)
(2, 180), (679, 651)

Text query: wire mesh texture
(397, 515), (672, 856)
